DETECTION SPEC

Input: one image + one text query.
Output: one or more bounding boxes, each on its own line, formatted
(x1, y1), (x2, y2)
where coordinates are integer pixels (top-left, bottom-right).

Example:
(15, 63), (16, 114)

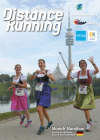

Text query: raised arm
(30, 73), (36, 81)
(66, 64), (75, 80)
(88, 56), (99, 74)
(42, 71), (55, 82)
(30, 70), (40, 81)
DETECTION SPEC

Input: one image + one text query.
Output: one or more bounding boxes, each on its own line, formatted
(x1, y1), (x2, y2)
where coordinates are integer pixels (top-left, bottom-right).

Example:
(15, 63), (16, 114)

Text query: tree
(0, 74), (10, 83)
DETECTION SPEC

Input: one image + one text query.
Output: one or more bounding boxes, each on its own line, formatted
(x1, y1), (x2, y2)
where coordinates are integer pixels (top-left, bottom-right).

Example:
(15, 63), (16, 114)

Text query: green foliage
(49, 84), (63, 90)
(92, 77), (100, 96)
(0, 74), (11, 83)
(0, 82), (12, 95)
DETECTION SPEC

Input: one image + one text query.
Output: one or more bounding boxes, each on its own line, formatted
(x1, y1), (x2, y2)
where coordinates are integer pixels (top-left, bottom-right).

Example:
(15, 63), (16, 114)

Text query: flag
(76, 131), (84, 136)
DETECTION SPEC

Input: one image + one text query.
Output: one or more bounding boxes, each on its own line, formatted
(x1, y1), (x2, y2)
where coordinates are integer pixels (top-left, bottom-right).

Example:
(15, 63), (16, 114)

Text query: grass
(95, 96), (100, 99)
(0, 96), (100, 121)
(0, 101), (74, 121)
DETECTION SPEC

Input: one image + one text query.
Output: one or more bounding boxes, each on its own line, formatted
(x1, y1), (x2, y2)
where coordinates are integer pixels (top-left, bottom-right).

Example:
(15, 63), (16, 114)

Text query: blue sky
(0, 0), (100, 77)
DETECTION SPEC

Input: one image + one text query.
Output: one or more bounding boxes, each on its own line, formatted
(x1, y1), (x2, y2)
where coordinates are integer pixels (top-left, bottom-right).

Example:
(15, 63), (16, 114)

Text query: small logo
(73, 19), (87, 25)
(88, 31), (97, 41)
(76, 31), (86, 41)
(76, 4), (83, 10)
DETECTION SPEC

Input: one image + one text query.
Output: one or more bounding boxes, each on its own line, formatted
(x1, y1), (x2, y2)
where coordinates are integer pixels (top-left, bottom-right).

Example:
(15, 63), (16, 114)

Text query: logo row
(76, 31), (97, 41)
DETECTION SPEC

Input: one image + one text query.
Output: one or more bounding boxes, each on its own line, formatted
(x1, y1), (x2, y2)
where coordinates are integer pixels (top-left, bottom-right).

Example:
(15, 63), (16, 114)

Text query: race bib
(35, 83), (44, 91)
(79, 86), (87, 94)
(15, 88), (25, 96)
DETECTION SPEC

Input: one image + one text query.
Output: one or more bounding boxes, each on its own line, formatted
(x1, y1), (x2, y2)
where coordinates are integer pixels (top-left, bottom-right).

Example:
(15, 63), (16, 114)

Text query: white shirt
(13, 74), (27, 82)
(71, 69), (95, 79)
(37, 70), (52, 78)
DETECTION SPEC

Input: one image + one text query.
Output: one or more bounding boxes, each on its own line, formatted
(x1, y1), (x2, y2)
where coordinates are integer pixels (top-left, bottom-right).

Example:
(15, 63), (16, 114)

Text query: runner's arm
(88, 56), (99, 74)
(67, 64), (75, 80)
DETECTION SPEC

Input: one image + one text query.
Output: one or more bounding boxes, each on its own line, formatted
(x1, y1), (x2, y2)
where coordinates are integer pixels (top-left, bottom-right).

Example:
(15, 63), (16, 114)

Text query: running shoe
(86, 123), (91, 131)
(20, 115), (25, 125)
(46, 121), (53, 129)
(25, 120), (32, 127)
(37, 126), (45, 135)
(89, 120), (93, 126)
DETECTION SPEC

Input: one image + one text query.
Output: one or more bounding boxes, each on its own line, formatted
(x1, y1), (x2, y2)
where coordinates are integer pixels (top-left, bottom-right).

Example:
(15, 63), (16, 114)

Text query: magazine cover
(0, 0), (100, 140)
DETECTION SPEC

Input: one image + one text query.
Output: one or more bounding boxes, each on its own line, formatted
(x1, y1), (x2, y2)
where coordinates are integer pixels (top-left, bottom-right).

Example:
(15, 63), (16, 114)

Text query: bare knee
(24, 110), (29, 114)
(43, 108), (47, 114)
(37, 106), (43, 113)
(84, 110), (89, 113)
(13, 111), (22, 117)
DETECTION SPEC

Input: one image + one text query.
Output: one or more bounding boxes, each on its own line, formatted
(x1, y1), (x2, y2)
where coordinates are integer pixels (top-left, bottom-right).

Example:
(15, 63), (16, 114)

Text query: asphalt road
(0, 99), (100, 140)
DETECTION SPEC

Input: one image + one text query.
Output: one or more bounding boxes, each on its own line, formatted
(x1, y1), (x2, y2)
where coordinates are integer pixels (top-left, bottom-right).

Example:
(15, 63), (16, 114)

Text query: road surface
(0, 99), (100, 140)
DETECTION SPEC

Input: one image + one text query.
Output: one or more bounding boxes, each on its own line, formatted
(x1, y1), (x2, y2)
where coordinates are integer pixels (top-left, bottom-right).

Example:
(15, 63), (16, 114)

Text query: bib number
(79, 86), (87, 94)
(15, 88), (25, 96)
(35, 83), (44, 91)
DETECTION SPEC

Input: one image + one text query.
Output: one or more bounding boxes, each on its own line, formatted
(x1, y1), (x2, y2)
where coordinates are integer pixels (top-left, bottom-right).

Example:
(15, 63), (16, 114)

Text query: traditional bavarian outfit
(71, 69), (95, 110)
(11, 74), (30, 112)
(35, 70), (52, 108)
